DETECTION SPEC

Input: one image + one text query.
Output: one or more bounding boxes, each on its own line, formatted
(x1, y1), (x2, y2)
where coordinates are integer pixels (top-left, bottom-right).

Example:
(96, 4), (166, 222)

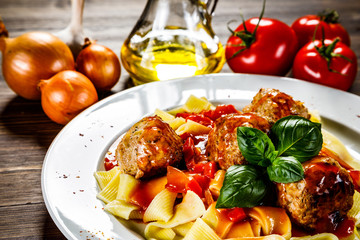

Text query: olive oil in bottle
(121, 30), (225, 85)
(120, 0), (225, 85)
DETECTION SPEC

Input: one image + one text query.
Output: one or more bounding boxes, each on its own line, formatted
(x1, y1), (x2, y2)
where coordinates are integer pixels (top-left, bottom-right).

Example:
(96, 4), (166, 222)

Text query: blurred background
(1, 0), (359, 93)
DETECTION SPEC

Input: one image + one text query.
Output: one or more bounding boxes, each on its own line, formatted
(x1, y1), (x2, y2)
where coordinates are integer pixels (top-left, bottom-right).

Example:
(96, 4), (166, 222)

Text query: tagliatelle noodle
(172, 222), (194, 237)
(154, 108), (175, 123)
(104, 199), (141, 220)
(348, 191), (360, 227)
(202, 202), (234, 238)
(143, 188), (177, 223)
(183, 218), (222, 240)
(96, 170), (120, 204)
(144, 191), (205, 238)
(166, 95), (214, 116)
(182, 95), (214, 113)
(146, 225), (176, 240)
(290, 233), (339, 240)
(248, 207), (292, 240)
(208, 170), (226, 198)
(168, 117), (186, 130)
(225, 221), (254, 238)
(94, 166), (120, 190)
(116, 173), (139, 201)
(249, 220), (262, 237)
(226, 235), (287, 240)
(175, 119), (211, 136)
(309, 109), (321, 123)
(322, 129), (360, 170)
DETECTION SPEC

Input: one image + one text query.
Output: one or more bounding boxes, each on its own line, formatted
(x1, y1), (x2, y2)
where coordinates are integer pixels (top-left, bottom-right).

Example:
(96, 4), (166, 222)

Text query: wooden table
(0, 0), (359, 239)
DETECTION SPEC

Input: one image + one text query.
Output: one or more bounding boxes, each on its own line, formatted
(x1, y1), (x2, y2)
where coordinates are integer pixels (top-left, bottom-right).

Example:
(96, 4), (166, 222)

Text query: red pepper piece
(165, 166), (188, 193)
(203, 104), (239, 121)
(226, 207), (247, 222)
(104, 155), (118, 171)
(186, 114), (214, 128)
(186, 177), (204, 198)
(204, 161), (218, 179)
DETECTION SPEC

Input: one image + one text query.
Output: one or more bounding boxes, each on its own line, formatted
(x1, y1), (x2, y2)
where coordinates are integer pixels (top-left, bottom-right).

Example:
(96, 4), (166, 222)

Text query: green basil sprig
(216, 165), (267, 208)
(216, 116), (322, 209)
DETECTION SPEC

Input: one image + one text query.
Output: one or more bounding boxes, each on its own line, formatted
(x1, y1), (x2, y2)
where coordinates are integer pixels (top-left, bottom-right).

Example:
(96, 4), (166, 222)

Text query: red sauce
(303, 161), (342, 196)
(292, 214), (355, 239)
(104, 152), (118, 171)
(316, 213), (355, 239)
(129, 176), (167, 210)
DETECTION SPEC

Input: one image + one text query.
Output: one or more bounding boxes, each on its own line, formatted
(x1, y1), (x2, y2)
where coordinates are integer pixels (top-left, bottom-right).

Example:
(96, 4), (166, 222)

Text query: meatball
(206, 113), (271, 170)
(243, 88), (310, 125)
(276, 156), (354, 230)
(116, 115), (183, 179)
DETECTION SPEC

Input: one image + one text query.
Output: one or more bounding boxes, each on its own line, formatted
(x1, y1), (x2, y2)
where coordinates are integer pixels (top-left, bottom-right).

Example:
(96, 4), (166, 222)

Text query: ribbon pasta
(94, 94), (360, 240)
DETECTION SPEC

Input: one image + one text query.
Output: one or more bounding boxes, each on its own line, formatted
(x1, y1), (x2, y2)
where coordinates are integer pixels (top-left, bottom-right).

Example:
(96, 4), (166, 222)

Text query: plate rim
(41, 73), (360, 239)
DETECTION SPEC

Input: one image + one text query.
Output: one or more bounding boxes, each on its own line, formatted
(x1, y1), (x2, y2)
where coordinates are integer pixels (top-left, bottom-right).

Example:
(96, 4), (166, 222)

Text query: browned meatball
(276, 156), (354, 230)
(243, 88), (310, 125)
(116, 115), (183, 179)
(206, 113), (271, 170)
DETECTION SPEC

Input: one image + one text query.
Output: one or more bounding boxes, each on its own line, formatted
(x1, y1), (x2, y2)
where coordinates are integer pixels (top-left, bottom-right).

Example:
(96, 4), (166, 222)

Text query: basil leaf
(237, 127), (275, 167)
(267, 156), (304, 183)
(270, 116), (322, 162)
(216, 165), (267, 208)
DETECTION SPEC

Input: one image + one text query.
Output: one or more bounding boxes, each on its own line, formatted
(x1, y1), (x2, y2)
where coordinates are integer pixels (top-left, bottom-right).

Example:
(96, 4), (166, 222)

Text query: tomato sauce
(129, 176), (167, 210)
(292, 215), (355, 239)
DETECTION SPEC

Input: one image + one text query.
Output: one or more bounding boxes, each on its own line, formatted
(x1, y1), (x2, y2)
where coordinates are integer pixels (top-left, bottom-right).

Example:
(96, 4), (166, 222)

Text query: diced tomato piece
(191, 174), (210, 190)
(180, 132), (193, 141)
(348, 170), (360, 192)
(226, 207), (247, 222)
(203, 104), (239, 121)
(183, 137), (198, 171)
(176, 112), (192, 119)
(104, 156), (118, 171)
(186, 114), (214, 128)
(183, 136), (208, 172)
(204, 161), (218, 179)
(186, 177), (204, 198)
(166, 166), (189, 193)
(192, 162), (206, 174)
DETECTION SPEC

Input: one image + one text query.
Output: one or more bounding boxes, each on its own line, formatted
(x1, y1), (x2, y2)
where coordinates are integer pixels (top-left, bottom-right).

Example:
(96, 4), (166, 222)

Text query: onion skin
(0, 31), (75, 100)
(76, 43), (121, 91)
(38, 70), (98, 125)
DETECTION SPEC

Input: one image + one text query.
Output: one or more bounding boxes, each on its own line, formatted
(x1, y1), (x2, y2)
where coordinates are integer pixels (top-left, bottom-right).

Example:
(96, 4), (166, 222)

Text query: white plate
(41, 73), (360, 240)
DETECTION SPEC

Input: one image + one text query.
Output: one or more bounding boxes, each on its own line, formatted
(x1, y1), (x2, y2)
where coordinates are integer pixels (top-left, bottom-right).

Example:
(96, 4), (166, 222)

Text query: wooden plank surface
(0, 0), (359, 239)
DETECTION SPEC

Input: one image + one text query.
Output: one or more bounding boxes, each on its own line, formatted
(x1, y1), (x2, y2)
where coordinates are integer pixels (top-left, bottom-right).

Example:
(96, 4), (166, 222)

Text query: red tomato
(292, 39), (357, 91)
(291, 10), (350, 48)
(226, 207), (247, 222)
(185, 114), (214, 128)
(203, 104), (239, 121)
(203, 161), (218, 179)
(176, 113), (214, 128)
(104, 155), (118, 171)
(225, 17), (298, 76)
(165, 166), (188, 193)
(186, 177), (204, 198)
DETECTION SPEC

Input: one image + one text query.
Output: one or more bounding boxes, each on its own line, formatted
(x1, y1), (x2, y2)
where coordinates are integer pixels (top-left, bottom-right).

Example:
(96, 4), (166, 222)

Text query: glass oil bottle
(121, 0), (225, 85)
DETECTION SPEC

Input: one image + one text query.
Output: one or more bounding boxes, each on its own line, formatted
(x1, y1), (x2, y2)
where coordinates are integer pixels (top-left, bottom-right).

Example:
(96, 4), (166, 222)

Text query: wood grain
(0, 0), (359, 238)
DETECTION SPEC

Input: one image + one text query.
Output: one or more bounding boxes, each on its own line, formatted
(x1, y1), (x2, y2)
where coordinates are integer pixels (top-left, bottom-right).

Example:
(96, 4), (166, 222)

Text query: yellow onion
(38, 70), (98, 125)
(0, 21), (75, 100)
(76, 41), (121, 91)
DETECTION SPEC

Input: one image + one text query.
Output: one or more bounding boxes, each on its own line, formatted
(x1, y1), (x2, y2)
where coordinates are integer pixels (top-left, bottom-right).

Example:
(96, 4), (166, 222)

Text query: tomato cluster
(165, 104), (238, 199)
(225, 6), (357, 91)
